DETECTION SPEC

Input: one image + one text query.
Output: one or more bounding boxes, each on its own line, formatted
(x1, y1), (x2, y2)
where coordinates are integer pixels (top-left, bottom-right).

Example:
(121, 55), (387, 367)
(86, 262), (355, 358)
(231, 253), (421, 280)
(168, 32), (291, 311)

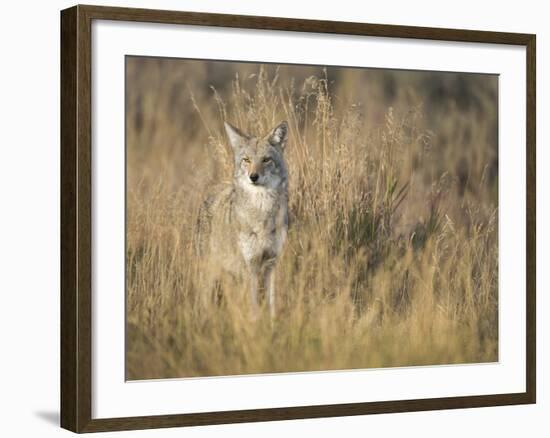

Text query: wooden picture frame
(61, 4), (536, 433)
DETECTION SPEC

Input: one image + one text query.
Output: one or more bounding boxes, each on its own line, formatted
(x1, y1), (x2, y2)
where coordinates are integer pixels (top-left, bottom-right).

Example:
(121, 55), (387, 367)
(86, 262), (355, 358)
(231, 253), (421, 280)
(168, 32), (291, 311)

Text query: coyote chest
(236, 189), (288, 267)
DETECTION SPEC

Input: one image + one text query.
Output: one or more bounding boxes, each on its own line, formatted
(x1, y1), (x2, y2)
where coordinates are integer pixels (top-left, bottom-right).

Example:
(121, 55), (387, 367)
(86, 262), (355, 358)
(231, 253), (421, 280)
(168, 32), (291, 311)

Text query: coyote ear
(268, 121), (289, 149)
(224, 122), (248, 151)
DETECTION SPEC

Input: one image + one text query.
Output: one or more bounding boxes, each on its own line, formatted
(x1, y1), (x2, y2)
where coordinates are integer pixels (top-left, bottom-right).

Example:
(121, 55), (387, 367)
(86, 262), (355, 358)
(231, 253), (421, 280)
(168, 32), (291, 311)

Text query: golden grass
(125, 58), (498, 379)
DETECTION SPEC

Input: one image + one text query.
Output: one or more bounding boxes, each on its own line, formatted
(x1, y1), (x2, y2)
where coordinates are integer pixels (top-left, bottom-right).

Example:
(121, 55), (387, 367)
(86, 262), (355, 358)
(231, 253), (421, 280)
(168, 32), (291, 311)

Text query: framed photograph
(60, 4), (536, 433)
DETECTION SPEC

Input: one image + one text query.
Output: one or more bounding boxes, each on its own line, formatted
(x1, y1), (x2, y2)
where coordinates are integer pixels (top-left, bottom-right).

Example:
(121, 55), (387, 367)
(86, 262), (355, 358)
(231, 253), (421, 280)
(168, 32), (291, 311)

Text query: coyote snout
(197, 121), (289, 318)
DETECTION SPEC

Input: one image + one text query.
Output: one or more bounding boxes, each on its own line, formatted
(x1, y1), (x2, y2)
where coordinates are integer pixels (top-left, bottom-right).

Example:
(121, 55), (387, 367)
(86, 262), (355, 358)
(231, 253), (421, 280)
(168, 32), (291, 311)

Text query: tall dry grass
(126, 58), (498, 379)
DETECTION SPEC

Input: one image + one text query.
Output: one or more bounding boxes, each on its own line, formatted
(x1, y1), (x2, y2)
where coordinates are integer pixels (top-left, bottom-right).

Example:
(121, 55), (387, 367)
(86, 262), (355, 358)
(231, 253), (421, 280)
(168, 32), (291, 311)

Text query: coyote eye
(242, 157), (251, 163)
(262, 157), (272, 163)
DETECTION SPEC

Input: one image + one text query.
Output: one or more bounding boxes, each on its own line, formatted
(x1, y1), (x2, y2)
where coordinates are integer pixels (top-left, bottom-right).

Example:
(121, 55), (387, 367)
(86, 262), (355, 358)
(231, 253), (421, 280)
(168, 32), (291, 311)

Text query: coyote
(197, 121), (289, 317)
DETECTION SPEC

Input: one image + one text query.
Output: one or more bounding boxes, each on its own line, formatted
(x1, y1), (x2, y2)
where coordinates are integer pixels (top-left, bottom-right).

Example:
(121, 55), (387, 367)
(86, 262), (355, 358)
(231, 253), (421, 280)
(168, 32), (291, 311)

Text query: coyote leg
(265, 267), (276, 319)
(249, 271), (259, 316)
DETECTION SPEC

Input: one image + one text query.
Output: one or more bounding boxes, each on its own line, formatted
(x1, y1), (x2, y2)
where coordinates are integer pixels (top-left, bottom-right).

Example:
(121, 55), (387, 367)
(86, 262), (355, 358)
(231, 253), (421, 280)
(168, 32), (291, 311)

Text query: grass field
(125, 57), (498, 380)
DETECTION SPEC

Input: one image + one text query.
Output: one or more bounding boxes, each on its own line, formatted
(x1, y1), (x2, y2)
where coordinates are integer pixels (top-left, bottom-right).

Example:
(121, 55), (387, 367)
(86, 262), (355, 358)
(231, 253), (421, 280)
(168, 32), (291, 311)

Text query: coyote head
(224, 121), (289, 191)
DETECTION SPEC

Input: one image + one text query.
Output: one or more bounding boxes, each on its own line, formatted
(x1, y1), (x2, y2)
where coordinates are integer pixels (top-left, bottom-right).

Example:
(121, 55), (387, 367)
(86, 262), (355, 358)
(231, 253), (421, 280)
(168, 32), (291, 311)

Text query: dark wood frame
(61, 4), (536, 433)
